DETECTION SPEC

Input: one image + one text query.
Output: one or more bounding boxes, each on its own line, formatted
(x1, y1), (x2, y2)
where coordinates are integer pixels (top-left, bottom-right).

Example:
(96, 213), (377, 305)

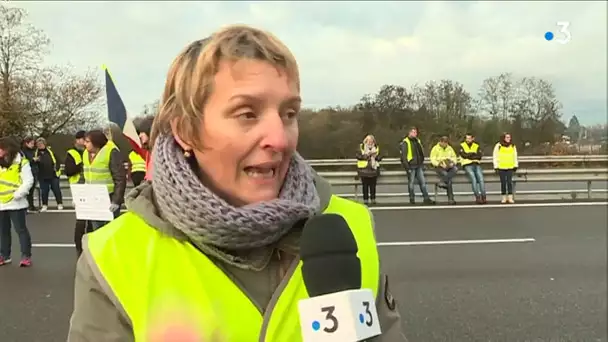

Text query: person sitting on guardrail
(0, 137), (34, 267)
(399, 127), (434, 205)
(430, 136), (458, 205)
(459, 133), (487, 204)
(356, 134), (382, 205)
(20, 136), (38, 212)
(493, 133), (518, 204)
(67, 25), (406, 342)
(34, 137), (64, 212)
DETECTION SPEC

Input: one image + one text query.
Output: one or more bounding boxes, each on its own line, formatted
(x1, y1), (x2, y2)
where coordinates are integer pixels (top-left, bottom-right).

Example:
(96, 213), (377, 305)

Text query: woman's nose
(259, 115), (289, 151)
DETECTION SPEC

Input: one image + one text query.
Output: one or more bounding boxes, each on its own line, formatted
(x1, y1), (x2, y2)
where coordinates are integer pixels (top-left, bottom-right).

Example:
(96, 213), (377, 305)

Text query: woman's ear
(170, 118), (192, 151)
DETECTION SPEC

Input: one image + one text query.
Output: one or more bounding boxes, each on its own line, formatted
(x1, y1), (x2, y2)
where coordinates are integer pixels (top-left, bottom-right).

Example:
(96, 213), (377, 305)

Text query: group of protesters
(0, 117), (154, 267)
(356, 127), (519, 205)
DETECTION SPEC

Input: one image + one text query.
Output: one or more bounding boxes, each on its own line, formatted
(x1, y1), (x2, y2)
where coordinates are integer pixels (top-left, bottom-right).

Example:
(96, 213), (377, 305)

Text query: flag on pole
(103, 65), (147, 159)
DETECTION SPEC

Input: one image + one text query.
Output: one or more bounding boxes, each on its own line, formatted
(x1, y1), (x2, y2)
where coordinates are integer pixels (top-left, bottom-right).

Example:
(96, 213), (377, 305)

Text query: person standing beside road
(83, 130), (126, 231)
(67, 25), (406, 342)
(34, 138), (64, 211)
(430, 136), (458, 205)
(459, 133), (487, 204)
(129, 115), (154, 187)
(356, 134), (382, 205)
(64, 130), (88, 256)
(493, 132), (518, 204)
(20, 137), (39, 212)
(400, 127), (434, 205)
(0, 137), (34, 267)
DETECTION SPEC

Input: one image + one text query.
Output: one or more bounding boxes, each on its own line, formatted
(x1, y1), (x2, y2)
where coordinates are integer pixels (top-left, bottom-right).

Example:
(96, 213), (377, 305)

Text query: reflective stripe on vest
(459, 142), (480, 166)
(129, 151), (146, 173)
(67, 149), (83, 184)
(357, 144), (380, 169)
(86, 195), (380, 342)
(402, 137), (421, 162)
(34, 147), (60, 177)
(83, 144), (116, 193)
(497, 144), (516, 169)
(0, 158), (28, 203)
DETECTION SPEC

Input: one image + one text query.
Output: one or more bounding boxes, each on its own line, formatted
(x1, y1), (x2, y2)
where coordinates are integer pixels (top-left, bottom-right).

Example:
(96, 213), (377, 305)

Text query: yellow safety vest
(67, 148), (83, 184)
(357, 144), (380, 169)
(34, 147), (60, 177)
(0, 157), (29, 204)
(129, 151), (146, 173)
(496, 144), (517, 169)
(459, 142), (480, 166)
(83, 144), (117, 193)
(402, 137), (422, 162)
(87, 195), (380, 342)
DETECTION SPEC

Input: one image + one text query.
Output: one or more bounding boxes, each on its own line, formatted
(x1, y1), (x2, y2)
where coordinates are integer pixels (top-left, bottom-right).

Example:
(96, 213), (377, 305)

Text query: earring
(184, 150), (192, 158)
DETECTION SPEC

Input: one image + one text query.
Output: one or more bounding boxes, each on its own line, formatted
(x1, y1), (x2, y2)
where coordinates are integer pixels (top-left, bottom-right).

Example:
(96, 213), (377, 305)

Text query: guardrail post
(354, 183), (359, 201)
(587, 180), (592, 199)
(433, 183), (438, 203)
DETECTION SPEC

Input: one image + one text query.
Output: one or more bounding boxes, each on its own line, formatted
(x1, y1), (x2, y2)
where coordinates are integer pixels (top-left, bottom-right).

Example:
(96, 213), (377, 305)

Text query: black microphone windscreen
(300, 214), (361, 296)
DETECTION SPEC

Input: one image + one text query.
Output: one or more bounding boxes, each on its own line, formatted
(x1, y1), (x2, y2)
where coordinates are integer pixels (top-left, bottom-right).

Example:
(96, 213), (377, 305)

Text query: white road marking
(34, 238), (536, 249)
(370, 201), (608, 211)
(377, 238), (536, 246)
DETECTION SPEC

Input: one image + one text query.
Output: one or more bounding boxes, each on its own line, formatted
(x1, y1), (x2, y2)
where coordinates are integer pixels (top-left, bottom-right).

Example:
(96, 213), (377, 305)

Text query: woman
(0, 137), (34, 267)
(493, 132), (519, 204)
(356, 134), (382, 205)
(67, 25), (405, 341)
(82, 130), (126, 232)
(34, 137), (64, 211)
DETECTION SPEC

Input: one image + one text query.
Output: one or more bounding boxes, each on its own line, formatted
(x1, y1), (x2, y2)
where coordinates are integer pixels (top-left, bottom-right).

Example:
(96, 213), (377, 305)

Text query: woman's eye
(239, 111), (258, 120)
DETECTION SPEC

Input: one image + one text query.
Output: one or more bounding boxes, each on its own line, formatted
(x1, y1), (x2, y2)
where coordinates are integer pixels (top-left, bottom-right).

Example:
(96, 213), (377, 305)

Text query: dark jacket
(458, 142), (483, 162)
(356, 144), (382, 178)
(36, 148), (60, 180)
(21, 147), (38, 176)
(399, 137), (425, 168)
(108, 149), (127, 206)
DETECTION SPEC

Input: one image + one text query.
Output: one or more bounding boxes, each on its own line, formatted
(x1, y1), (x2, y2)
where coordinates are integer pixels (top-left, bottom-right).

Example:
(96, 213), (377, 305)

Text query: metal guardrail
(307, 155), (608, 167)
(34, 167), (608, 206)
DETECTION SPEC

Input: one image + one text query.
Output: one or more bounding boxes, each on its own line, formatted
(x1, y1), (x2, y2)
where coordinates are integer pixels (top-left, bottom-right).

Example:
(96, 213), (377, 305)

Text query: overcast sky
(11, 1), (608, 125)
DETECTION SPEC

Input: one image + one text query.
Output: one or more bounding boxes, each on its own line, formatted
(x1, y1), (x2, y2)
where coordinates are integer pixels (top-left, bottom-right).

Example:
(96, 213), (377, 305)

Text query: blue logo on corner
(359, 313), (364, 323)
(312, 320), (321, 331)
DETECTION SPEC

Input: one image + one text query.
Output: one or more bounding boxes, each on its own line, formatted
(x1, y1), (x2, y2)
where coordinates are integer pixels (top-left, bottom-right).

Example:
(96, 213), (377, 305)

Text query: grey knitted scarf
(152, 134), (320, 250)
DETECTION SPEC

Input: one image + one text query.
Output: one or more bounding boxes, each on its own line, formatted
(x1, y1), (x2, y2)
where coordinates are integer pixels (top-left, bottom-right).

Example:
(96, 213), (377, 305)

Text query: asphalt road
(0, 203), (606, 341)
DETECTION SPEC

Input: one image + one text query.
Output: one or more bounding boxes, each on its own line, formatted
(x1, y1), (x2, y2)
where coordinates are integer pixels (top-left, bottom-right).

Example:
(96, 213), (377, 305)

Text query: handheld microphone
(297, 214), (382, 342)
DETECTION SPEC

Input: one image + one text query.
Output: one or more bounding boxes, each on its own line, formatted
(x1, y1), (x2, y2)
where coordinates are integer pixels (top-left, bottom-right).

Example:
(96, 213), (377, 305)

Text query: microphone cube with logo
(297, 288), (381, 342)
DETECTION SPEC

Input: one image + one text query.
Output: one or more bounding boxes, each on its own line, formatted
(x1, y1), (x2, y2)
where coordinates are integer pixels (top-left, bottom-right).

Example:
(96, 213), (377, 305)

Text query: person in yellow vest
(82, 130), (127, 231)
(67, 25), (406, 342)
(493, 132), (519, 204)
(128, 150), (146, 187)
(356, 134), (382, 205)
(34, 137), (64, 211)
(0, 137), (34, 267)
(399, 127), (434, 205)
(458, 133), (487, 204)
(430, 136), (458, 205)
(64, 131), (88, 256)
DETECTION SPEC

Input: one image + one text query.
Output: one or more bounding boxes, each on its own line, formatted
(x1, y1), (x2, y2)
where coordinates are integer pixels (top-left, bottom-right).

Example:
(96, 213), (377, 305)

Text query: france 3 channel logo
(544, 22), (571, 44)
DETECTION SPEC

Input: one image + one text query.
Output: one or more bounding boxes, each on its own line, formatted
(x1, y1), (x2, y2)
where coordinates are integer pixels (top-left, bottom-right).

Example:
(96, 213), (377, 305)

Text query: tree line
(2, 4), (605, 160)
(0, 5), (102, 139)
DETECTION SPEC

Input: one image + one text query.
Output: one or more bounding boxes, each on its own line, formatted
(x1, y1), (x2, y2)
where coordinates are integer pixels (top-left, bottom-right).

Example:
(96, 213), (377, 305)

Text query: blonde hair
(151, 24), (300, 149)
(363, 134), (376, 145)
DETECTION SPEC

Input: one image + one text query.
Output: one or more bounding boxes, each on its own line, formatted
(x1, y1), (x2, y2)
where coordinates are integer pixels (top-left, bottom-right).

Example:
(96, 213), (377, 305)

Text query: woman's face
(504, 134), (512, 143)
(84, 138), (95, 153)
(182, 59), (300, 206)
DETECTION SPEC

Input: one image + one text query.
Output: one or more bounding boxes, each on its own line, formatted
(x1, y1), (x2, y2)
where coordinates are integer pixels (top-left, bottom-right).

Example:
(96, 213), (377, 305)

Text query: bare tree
(19, 66), (103, 137)
(0, 5), (50, 136)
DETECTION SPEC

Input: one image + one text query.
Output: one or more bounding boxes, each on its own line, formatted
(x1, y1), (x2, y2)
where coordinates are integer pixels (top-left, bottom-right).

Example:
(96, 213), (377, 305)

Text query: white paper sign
(298, 289), (381, 342)
(70, 184), (113, 221)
